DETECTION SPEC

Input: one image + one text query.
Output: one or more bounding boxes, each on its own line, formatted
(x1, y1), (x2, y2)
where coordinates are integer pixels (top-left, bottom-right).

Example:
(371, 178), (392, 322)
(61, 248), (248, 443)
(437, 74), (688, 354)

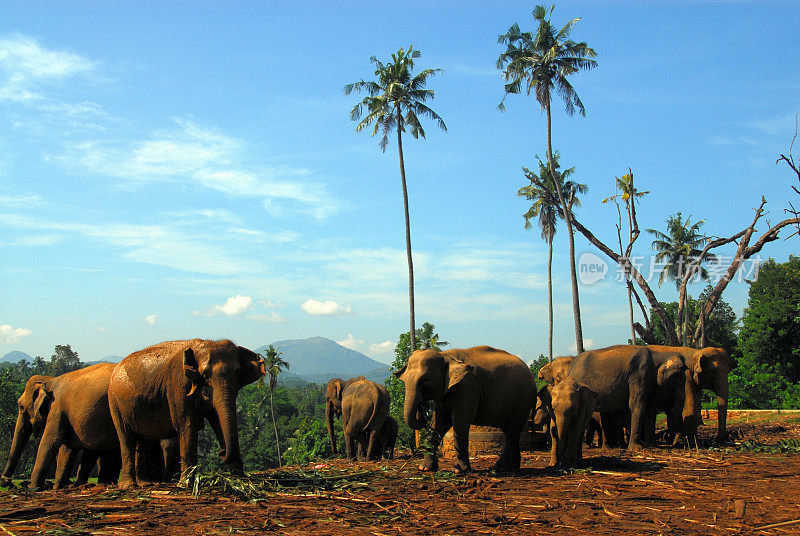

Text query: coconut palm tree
(648, 213), (716, 344)
(416, 321), (449, 351)
(497, 4), (597, 354)
(518, 153), (587, 362)
(261, 345), (290, 467)
(345, 46), (446, 351)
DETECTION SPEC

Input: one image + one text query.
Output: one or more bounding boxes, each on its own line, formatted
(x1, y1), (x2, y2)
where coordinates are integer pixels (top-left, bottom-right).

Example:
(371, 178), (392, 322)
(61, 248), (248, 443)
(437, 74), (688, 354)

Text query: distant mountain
(1, 350), (33, 363)
(257, 337), (390, 385)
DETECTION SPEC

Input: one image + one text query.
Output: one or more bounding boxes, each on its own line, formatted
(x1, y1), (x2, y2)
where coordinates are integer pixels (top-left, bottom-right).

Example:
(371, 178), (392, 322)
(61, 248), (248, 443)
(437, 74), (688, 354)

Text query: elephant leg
(627, 391), (647, 451)
(178, 423), (199, 486)
(162, 439), (179, 481)
(366, 429), (381, 461)
(450, 414), (471, 474)
(75, 449), (100, 486)
(599, 412), (620, 449)
(53, 445), (78, 489)
(356, 438), (367, 461)
(419, 408), (450, 472)
(549, 421), (558, 467)
(30, 413), (66, 490)
(497, 422), (523, 471)
(97, 450), (121, 485)
(110, 404), (138, 490)
(715, 381), (730, 443)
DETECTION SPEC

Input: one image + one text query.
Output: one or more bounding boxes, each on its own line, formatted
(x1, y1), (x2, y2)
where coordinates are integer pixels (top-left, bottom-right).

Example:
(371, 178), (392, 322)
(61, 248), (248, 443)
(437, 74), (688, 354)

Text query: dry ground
(2, 418), (799, 536)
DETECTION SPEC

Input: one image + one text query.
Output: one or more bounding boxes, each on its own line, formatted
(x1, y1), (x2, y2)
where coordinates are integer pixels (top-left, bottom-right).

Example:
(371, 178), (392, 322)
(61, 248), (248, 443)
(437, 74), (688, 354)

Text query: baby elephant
(539, 378), (597, 470)
(376, 416), (398, 460)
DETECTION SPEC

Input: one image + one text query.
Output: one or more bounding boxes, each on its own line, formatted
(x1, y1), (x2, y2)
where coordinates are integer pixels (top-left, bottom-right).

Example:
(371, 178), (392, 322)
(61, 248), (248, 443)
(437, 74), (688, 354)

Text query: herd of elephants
(0, 338), (735, 490)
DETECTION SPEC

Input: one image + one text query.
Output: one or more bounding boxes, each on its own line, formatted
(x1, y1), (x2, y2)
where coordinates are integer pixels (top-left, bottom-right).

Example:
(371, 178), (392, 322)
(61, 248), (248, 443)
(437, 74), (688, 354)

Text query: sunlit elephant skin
(539, 378), (597, 469)
(395, 346), (535, 474)
(537, 356), (574, 386)
(340, 379), (390, 460)
(649, 345), (736, 443)
(108, 339), (264, 489)
(325, 376), (367, 456)
(26, 364), (121, 490)
(566, 345), (696, 450)
(1, 375), (52, 487)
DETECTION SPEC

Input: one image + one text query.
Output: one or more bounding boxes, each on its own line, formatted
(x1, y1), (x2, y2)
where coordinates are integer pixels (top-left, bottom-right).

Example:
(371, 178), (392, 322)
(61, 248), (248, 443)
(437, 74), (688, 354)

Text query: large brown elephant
(108, 340), (264, 489)
(649, 345), (736, 443)
(325, 376), (367, 455)
(538, 378), (597, 469)
(339, 379), (390, 460)
(26, 364), (121, 490)
(566, 345), (700, 450)
(395, 346), (534, 473)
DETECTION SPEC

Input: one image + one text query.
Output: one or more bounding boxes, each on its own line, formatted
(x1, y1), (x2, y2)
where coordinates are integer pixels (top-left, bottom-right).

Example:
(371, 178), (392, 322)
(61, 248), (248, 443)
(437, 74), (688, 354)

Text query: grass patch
(736, 439), (800, 454)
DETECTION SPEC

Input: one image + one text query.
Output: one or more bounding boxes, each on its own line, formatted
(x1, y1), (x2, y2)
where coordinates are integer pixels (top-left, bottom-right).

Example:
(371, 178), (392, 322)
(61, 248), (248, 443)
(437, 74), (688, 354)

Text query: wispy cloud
(0, 324), (32, 344)
(751, 113), (798, 137)
(145, 315), (157, 325)
(337, 333), (363, 350)
(301, 299), (352, 316)
(368, 340), (394, 356)
(246, 312), (286, 323)
(0, 34), (95, 103)
(60, 118), (338, 220)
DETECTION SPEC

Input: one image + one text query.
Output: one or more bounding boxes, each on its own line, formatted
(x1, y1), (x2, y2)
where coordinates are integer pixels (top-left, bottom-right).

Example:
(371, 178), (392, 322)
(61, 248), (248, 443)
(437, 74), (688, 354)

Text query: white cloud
(0, 324), (32, 344)
(368, 340), (394, 356)
(194, 295), (253, 317)
(60, 119), (337, 220)
(246, 312), (286, 323)
(301, 299), (352, 316)
(337, 333), (363, 350)
(0, 34), (95, 103)
(145, 315), (157, 325)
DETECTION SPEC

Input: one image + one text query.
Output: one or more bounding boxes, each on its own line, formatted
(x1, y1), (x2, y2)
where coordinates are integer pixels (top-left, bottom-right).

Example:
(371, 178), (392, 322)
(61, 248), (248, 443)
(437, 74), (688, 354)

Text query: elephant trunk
(213, 388), (243, 474)
(681, 371), (702, 444)
(326, 402), (337, 454)
(403, 389), (426, 430)
(1, 410), (32, 482)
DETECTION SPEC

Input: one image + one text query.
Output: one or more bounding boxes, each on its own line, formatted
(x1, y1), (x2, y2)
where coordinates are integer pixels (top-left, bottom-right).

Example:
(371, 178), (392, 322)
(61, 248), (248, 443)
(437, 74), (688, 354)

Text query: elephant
(537, 356), (574, 386)
(1, 375), (53, 486)
(340, 379), (390, 460)
(538, 378), (597, 469)
(376, 415), (398, 460)
(27, 364), (122, 490)
(325, 376), (367, 455)
(566, 345), (700, 450)
(649, 345), (736, 443)
(395, 346), (535, 473)
(108, 339), (264, 489)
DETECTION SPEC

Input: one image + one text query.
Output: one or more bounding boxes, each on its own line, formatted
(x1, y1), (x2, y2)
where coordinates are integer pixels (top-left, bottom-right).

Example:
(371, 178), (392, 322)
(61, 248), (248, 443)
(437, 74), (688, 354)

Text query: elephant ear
(183, 348), (204, 397)
(444, 355), (475, 396)
(237, 346), (265, 388)
(333, 379), (345, 401)
(392, 364), (407, 378)
(32, 384), (53, 427)
(580, 385), (598, 414)
(657, 356), (686, 387)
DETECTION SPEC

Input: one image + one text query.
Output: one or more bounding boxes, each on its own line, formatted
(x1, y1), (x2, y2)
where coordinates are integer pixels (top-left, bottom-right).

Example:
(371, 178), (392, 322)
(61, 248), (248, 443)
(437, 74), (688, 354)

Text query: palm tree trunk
(627, 282), (636, 344)
(269, 389), (281, 467)
(547, 238), (554, 362)
(544, 100), (584, 355)
(397, 107), (416, 352)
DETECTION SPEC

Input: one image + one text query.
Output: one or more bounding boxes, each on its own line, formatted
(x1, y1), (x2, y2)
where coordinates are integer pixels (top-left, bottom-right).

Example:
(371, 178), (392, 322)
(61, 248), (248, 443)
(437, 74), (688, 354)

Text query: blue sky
(1, 1), (798, 365)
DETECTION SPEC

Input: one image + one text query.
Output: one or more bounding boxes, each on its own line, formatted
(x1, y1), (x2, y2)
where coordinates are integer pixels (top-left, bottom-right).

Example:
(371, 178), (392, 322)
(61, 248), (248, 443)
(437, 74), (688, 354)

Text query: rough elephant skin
(376, 416), (398, 460)
(325, 376), (367, 456)
(395, 346), (535, 474)
(26, 364), (121, 490)
(537, 356), (574, 386)
(108, 339), (264, 489)
(649, 345), (736, 443)
(340, 380), (390, 460)
(1, 375), (53, 486)
(540, 378), (597, 469)
(566, 345), (696, 450)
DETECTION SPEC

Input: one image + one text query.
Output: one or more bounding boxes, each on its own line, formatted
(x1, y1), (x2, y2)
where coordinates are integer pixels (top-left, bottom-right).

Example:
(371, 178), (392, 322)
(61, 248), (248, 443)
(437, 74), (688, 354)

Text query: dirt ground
(2, 419), (800, 536)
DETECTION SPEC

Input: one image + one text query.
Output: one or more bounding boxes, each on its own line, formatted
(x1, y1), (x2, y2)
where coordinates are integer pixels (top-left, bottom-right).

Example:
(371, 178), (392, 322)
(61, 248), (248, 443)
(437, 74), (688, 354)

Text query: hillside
(257, 337), (390, 385)
(0, 350), (33, 363)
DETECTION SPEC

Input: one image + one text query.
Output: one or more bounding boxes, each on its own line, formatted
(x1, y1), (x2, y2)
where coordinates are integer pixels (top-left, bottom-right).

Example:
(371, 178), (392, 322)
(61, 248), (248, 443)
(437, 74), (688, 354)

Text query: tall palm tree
(497, 4), (597, 354)
(261, 345), (290, 467)
(647, 213), (715, 289)
(518, 153), (586, 362)
(603, 171), (649, 343)
(648, 213), (716, 344)
(416, 321), (449, 351)
(345, 46), (446, 351)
